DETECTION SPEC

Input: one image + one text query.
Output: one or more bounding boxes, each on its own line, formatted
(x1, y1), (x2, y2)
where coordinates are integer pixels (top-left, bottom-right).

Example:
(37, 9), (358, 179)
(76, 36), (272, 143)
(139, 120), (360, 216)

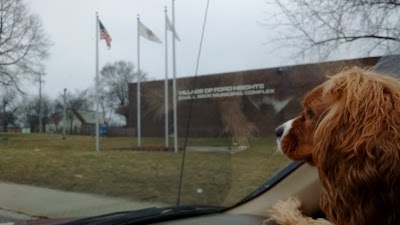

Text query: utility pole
(63, 88), (67, 139)
(38, 73), (43, 133)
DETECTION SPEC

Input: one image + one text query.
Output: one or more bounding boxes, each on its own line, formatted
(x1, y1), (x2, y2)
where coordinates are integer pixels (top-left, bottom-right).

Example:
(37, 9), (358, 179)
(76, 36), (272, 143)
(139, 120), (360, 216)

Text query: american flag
(99, 20), (111, 49)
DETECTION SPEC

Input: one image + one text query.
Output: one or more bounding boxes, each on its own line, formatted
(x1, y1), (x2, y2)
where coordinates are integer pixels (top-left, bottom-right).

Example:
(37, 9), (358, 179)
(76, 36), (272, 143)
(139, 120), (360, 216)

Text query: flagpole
(164, 7), (169, 148)
(137, 15), (141, 147)
(95, 12), (100, 152)
(172, 0), (178, 153)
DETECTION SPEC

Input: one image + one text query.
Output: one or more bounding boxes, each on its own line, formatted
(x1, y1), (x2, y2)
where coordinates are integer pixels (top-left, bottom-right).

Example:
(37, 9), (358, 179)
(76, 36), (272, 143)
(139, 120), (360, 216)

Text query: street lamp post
(63, 88), (67, 139)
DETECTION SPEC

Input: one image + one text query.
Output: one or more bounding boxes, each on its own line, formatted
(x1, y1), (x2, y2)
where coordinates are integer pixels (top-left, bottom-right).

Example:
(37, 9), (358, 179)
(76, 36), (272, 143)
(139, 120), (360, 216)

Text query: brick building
(128, 57), (380, 138)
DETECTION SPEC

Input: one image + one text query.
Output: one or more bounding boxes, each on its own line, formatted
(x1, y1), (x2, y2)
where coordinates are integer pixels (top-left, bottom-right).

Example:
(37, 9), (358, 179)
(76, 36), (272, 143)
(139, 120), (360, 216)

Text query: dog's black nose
(275, 126), (284, 138)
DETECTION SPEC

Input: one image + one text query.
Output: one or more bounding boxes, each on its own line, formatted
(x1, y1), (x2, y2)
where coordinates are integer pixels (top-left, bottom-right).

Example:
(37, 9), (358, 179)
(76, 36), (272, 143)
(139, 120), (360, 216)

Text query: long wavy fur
(269, 67), (400, 225)
(314, 67), (400, 225)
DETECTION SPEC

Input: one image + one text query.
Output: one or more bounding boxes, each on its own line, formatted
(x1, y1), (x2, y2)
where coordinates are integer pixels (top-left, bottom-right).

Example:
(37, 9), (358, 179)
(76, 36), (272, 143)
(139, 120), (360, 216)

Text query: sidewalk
(187, 145), (248, 154)
(0, 182), (166, 220)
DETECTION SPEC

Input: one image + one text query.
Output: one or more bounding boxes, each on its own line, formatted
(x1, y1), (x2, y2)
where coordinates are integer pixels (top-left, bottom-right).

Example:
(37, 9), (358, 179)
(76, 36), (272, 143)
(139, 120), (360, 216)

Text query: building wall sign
(178, 83), (275, 101)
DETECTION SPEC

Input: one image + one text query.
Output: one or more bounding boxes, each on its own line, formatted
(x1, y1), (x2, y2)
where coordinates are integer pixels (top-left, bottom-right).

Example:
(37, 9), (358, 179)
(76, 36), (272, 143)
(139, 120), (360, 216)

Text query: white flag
(139, 21), (162, 44)
(166, 15), (181, 41)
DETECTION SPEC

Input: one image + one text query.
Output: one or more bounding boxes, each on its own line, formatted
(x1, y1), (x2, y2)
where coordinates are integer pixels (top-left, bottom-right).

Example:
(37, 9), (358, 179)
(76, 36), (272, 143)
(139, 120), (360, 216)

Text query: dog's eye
(306, 108), (314, 118)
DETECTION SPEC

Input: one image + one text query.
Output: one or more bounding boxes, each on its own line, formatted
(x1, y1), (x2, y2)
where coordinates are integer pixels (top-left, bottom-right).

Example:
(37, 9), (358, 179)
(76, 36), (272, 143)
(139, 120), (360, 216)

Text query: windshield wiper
(233, 161), (303, 206)
(58, 205), (225, 225)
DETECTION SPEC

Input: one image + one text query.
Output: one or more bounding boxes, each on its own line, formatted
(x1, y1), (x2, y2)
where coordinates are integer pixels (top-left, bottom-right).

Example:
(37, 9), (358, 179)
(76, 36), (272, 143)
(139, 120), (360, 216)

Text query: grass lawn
(0, 133), (290, 206)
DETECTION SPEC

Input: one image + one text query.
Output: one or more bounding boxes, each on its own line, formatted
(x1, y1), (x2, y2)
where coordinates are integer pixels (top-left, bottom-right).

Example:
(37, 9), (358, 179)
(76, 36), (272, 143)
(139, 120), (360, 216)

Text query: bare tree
(18, 95), (51, 132)
(65, 89), (92, 134)
(266, 0), (400, 59)
(0, 88), (18, 131)
(0, 0), (51, 90)
(100, 60), (146, 126)
(48, 100), (63, 132)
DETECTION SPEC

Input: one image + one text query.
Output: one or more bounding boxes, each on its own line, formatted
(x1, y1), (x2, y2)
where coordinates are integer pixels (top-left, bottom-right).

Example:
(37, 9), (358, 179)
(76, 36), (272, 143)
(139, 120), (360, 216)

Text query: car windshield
(0, 0), (395, 223)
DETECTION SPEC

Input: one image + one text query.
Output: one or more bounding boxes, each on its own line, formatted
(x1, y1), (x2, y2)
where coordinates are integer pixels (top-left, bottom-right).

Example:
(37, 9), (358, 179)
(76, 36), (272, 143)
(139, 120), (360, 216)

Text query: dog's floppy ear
(311, 67), (400, 225)
(313, 67), (400, 160)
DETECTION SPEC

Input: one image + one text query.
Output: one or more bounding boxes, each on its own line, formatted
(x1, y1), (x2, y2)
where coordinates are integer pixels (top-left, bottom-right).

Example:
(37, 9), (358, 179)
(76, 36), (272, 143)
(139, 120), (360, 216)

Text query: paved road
(0, 182), (167, 222)
(0, 219), (15, 225)
(0, 208), (31, 224)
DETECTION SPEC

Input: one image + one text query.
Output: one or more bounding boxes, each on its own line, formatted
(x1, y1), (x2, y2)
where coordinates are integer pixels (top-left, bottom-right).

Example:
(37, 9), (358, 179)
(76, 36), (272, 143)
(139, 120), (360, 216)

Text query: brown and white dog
(269, 67), (400, 225)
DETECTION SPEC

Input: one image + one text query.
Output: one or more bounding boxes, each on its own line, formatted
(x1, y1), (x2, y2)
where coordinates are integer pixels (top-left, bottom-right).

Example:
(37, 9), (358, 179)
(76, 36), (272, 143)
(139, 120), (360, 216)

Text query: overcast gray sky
(26, 0), (299, 97)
